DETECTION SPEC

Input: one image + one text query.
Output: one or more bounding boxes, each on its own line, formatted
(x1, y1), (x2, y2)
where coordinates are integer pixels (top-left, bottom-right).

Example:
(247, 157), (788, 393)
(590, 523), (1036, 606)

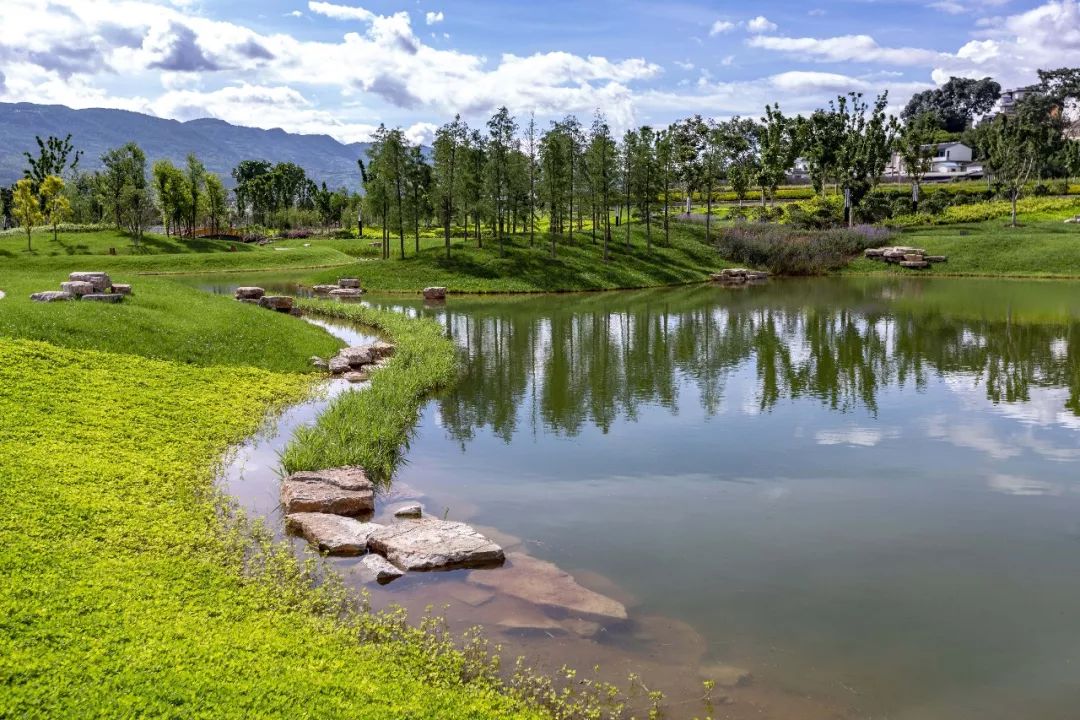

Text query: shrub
(715, 224), (892, 275)
(785, 195), (844, 229)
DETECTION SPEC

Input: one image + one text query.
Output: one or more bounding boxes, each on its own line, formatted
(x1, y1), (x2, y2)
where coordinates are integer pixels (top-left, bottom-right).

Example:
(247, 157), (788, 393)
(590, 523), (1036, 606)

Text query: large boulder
(468, 552), (628, 622)
(356, 553), (405, 585)
(338, 346), (373, 367)
(422, 287), (447, 301)
(82, 293), (123, 303)
(367, 518), (504, 571)
(285, 513), (383, 555)
(280, 467), (375, 516)
(258, 295), (294, 312)
(69, 272), (111, 292)
(235, 286), (265, 300)
(30, 291), (74, 302)
(60, 281), (95, 297)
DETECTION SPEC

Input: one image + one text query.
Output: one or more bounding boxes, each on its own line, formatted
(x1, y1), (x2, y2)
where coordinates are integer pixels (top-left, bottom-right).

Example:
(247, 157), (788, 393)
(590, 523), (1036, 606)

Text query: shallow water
(204, 274), (1080, 719)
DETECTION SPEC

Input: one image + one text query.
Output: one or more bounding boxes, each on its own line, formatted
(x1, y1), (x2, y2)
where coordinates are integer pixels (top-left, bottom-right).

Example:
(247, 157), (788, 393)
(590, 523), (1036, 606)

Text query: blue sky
(1, 0), (1076, 143)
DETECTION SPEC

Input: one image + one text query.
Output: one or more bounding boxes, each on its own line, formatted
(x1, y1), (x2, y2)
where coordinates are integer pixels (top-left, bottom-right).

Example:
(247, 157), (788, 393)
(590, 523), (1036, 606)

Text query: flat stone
(311, 284), (339, 293)
(258, 295), (293, 312)
(69, 272), (111, 292)
(280, 467), (375, 516)
(698, 663), (753, 688)
(393, 503), (423, 518)
(30, 291), (74, 302)
(285, 512), (383, 555)
(338, 346), (373, 367)
(422, 286), (447, 301)
(864, 247), (886, 258)
(903, 253), (925, 262)
(338, 278), (362, 289)
(356, 553), (405, 585)
(60, 281), (95, 296)
(925, 255), (948, 263)
(367, 518), (505, 571)
(468, 552), (628, 621)
(234, 286), (265, 300)
(82, 293), (123, 303)
(328, 356), (351, 375)
(561, 617), (603, 638)
(328, 288), (364, 298)
(111, 284), (132, 296)
(310, 356), (329, 370)
(494, 604), (566, 634)
(343, 371), (369, 383)
(445, 583), (495, 607)
(899, 260), (930, 269)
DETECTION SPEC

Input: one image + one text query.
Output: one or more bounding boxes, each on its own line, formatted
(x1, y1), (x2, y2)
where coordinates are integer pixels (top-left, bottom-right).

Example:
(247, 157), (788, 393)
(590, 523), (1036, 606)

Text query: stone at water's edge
(338, 278), (362, 289)
(329, 288), (363, 298)
(30, 291), (74, 302)
(60, 281), (95, 296)
(310, 356), (329, 370)
(368, 340), (395, 359)
(285, 512), (384, 555)
(311, 284), (338, 293)
(69, 272), (111, 292)
(280, 467), (375, 515)
(338, 346), (373, 367)
(343, 370), (369, 383)
(258, 295), (294, 312)
(234, 286), (265, 300)
(468, 552), (629, 621)
(367, 518), (505, 571)
(422, 287), (447, 301)
(356, 553), (405, 584)
(82, 293), (124, 303)
(393, 503), (423, 518)
(328, 356), (351, 375)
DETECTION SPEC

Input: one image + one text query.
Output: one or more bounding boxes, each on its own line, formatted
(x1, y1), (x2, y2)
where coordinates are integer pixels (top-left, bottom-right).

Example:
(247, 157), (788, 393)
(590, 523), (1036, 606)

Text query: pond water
(190, 273), (1080, 719)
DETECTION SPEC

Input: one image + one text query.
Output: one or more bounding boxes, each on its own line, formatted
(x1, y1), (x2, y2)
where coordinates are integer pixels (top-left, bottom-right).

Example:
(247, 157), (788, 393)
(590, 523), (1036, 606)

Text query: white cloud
(307, 1), (375, 21)
(709, 20), (735, 36)
(286, 10), (304, 18)
(674, 60), (695, 71)
(747, 16), (778, 33)
(748, 34), (944, 66)
(988, 474), (1062, 496)
(425, 10), (444, 25)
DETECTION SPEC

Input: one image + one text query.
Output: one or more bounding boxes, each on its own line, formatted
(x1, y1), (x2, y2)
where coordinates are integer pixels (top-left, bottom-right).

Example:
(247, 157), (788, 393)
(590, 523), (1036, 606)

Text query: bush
(785, 195), (844, 229)
(715, 224), (893, 275)
(857, 192), (895, 224)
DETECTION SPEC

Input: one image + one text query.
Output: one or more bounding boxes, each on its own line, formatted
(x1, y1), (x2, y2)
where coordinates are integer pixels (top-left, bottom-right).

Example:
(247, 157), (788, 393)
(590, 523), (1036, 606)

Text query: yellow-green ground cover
(0, 320), (542, 718)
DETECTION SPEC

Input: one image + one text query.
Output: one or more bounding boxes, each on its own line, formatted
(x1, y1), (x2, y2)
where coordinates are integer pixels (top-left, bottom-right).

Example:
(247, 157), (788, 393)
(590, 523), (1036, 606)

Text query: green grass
(0, 271), (341, 372)
(0, 228), (259, 257)
(843, 219), (1080, 279)
(281, 301), (459, 478)
(299, 224), (728, 293)
(0, 337), (541, 719)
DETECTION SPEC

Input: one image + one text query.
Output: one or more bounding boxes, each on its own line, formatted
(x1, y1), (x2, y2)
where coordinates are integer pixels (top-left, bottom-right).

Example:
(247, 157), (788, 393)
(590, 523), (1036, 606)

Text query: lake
(191, 274), (1080, 719)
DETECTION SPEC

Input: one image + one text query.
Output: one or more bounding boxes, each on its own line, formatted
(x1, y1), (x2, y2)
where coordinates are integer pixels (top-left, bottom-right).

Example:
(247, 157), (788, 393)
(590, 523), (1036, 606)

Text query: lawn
(298, 223), (729, 293)
(843, 218), (1080, 279)
(0, 228), (257, 257)
(0, 337), (541, 719)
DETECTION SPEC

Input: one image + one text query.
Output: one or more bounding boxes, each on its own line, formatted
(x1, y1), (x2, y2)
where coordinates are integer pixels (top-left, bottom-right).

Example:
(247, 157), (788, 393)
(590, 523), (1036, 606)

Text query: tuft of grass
(0, 338), (543, 719)
(716, 223), (894, 275)
(0, 272), (341, 372)
(281, 300), (458, 478)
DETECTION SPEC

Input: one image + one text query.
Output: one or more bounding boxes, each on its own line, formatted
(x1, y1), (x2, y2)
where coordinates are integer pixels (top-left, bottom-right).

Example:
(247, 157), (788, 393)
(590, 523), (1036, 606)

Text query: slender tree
(39, 175), (72, 242)
(12, 178), (43, 251)
(895, 111), (940, 211)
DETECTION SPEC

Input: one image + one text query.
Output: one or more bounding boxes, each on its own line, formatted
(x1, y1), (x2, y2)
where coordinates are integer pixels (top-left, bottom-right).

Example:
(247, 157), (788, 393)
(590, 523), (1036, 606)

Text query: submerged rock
(280, 467), (375, 516)
(285, 512), (383, 555)
(234, 286), (265, 300)
(468, 552), (628, 622)
(393, 503), (423, 518)
(444, 583), (495, 607)
(30, 291), (74, 302)
(356, 553), (405, 584)
(698, 663), (753, 688)
(367, 518), (505, 571)
(69, 272), (111, 292)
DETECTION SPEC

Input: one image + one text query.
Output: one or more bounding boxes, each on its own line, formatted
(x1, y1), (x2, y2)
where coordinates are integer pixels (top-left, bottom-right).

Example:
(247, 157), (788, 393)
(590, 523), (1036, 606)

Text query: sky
(1, 0), (1077, 145)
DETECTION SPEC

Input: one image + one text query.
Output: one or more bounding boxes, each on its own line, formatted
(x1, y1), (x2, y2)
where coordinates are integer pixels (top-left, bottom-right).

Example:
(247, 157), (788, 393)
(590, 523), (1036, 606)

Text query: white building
(886, 142), (979, 180)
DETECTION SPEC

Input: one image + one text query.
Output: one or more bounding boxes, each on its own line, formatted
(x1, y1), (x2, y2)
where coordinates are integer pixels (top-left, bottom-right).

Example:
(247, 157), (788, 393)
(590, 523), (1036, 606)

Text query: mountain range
(0, 103), (370, 189)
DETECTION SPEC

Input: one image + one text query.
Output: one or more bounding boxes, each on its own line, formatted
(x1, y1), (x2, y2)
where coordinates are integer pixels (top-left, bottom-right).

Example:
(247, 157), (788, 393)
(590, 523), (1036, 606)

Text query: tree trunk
(705, 181), (712, 244)
(1011, 189), (1018, 227)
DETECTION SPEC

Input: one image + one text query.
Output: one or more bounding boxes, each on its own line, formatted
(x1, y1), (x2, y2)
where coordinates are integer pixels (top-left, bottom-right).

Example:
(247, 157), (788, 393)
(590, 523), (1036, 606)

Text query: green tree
(1064, 140), (1080, 195)
(486, 107), (518, 255)
(654, 128), (675, 245)
(524, 112), (539, 247)
(23, 134), (82, 189)
(585, 112), (617, 260)
(205, 173), (228, 235)
(895, 111), (940, 211)
(12, 178), (43, 251)
(39, 175), (72, 242)
(834, 92), (897, 226)
(756, 104), (800, 207)
(186, 154), (206, 236)
(982, 103), (1044, 226)
(433, 115), (466, 258)
(901, 77), (1001, 133)
(803, 107), (846, 198)
(101, 143), (149, 244)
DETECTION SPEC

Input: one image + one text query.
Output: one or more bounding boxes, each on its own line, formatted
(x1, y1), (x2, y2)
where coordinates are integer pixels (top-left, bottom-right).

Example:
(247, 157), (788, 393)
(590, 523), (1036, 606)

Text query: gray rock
(310, 356), (329, 370)
(393, 503), (423, 518)
(30, 291), (74, 302)
(111, 284), (133, 296)
(899, 260), (930, 269)
(338, 278), (362, 289)
(367, 518), (504, 571)
(369, 340), (396, 359)
(338, 346), (373, 367)
(258, 295), (294, 312)
(285, 513), (383, 555)
(82, 293), (123, 303)
(328, 356), (351, 375)
(356, 553), (405, 584)
(422, 286), (447, 301)
(280, 467), (375, 516)
(311, 284), (339, 294)
(235, 286), (265, 300)
(468, 552), (628, 621)
(328, 288), (363, 298)
(69, 272), (111, 292)
(343, 371), (369, 383)
(925, 255), (948, 263)
(60, 281), (95, 296)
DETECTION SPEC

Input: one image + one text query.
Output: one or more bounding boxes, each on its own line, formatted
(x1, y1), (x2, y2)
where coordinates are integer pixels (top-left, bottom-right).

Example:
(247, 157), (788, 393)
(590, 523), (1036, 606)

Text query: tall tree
(205, 174), (228, 235)
(756, 104), (800, 208)
(12, 178), (43, 251)
(101, 142), (149, 243)
(524, 112), (539, 247)
(433, 115), (466, 258)
(803, 106), (846, 198)
(487, 107), (518, 255)
(585, 112), (617, 261)
(39, 175), (72, 242)
(655, 128), (675, 245)
(982, 97), (1056, 226)
(895, 111), (940, 211)
(23, 134), (82, 189)
(186, 154), (206, 236)
(901, 77), (1001, 133)
(834, 92), (897, 226)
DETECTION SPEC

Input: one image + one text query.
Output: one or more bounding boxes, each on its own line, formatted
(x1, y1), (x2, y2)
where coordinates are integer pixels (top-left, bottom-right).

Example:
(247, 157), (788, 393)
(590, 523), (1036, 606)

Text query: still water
(190, 274), (1080, 719)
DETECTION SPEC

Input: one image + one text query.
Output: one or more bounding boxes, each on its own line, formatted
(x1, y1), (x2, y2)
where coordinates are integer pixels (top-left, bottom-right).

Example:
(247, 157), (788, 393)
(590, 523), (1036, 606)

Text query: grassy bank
(300, 224), (727, 293)
(281, 300), (458, 477)
(0, 228), (258, 257)
(843, 219), (1080, 279)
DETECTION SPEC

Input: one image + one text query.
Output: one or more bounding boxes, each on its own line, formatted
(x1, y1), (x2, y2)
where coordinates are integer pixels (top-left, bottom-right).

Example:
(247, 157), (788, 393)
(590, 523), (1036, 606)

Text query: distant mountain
(0, 103), (370, 189)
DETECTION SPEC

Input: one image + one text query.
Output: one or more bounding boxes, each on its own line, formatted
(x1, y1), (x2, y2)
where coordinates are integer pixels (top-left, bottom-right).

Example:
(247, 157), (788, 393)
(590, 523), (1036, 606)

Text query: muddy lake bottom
(188, 274), (1080, 720)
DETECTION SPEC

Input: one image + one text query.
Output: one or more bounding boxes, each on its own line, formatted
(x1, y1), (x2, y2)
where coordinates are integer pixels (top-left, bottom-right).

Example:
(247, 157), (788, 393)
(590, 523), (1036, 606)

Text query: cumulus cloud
(307, 1), (375, 21)
(748, 34), (944, 66)
(747, 16), (778, 33)
(425, 10), (444, 25)
(709, 20), (735, 36)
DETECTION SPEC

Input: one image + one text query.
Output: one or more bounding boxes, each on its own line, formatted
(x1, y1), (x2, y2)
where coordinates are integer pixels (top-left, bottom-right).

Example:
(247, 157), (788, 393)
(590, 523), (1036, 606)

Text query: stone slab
(280, 467), (374, 516)
(285, 512), (383, 555)
(367, 518), (504, 571)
